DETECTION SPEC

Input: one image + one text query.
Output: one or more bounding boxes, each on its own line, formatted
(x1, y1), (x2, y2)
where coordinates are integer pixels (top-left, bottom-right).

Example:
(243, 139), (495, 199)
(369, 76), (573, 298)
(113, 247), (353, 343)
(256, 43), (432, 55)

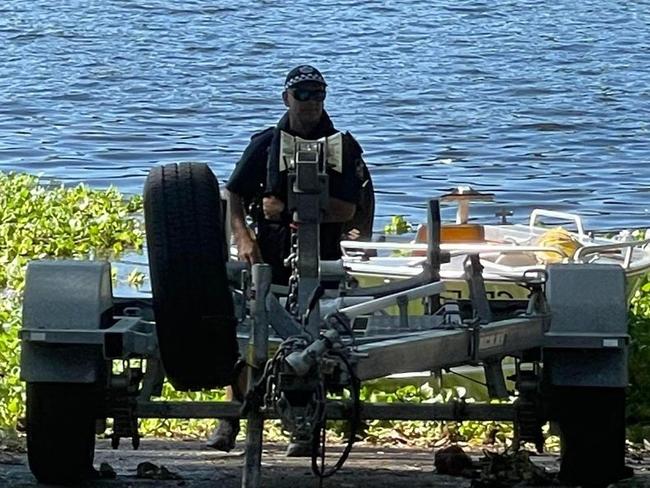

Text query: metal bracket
(464, 254), (492, 324)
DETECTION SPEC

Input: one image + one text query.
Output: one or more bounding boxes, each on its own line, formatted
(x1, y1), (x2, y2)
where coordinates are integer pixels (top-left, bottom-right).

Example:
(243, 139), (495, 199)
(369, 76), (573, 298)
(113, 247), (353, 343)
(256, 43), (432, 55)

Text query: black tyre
(554, 386), (628, 487)
(144, 162), (238, 391)
(26, 382), (97, 485)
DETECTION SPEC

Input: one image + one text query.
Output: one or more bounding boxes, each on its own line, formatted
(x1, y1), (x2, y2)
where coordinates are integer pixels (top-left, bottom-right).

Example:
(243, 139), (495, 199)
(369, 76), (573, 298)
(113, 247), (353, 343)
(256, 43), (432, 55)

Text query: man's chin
(300, 113), (322, 125)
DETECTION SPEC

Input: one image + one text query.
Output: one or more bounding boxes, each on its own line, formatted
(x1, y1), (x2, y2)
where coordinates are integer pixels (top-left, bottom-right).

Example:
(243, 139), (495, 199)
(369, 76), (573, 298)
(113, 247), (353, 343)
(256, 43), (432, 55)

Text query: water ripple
(0, 0), (649, 230)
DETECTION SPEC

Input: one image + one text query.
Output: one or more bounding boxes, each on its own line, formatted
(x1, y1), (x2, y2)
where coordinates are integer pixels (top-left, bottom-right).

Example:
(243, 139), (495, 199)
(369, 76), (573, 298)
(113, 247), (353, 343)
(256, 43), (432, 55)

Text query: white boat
(224, 188), (650, 306)
(340, 189), (650, 306)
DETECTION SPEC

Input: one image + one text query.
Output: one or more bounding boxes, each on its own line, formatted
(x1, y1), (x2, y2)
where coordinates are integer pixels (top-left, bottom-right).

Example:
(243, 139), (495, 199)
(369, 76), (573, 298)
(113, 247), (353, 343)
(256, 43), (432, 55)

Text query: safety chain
(241, 337), (303, 412)
(239, 333), (361, 483)
(240, 336), (325, 436)
(285, 224), (300, 317)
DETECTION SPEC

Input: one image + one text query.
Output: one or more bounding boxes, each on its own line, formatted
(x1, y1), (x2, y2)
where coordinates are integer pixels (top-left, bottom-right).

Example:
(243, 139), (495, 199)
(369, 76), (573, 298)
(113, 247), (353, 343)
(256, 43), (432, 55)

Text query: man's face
(283, 81), (326, 125)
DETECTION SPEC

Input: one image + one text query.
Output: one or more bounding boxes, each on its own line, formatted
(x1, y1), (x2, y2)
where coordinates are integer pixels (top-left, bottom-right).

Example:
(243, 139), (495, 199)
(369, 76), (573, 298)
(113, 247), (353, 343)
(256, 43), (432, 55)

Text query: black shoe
(206, 418), (240, 451)
(286, 440), (314, 457)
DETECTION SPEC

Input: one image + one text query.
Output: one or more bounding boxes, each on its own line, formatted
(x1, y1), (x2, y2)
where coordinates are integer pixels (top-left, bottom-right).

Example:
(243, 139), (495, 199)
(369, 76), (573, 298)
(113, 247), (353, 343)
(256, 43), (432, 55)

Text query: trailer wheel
(26, 382), (97, 484)
(144, 162), (238, 391)
(555, 386), (629, 487)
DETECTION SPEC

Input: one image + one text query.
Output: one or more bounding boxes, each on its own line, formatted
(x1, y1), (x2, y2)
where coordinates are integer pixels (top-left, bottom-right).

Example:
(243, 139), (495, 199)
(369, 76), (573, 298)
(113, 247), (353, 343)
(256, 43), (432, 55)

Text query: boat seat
(414, 223), (485, 244)
(411, 223), (485, 256)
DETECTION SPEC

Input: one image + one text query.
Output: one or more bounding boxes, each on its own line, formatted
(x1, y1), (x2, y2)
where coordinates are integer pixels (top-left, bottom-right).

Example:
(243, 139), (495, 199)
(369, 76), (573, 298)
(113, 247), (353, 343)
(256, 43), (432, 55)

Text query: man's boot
(285, 431), (315, 457)
(206, 418), (240, 451)
(207, 365), (246, 451)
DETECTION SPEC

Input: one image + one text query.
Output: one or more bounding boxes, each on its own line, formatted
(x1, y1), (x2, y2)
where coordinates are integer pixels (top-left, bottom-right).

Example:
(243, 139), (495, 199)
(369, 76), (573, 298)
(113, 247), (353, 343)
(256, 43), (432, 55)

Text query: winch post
(426, 199), (443, 314)
(288, 142), (328, 337)
(242, 264), (272, 488)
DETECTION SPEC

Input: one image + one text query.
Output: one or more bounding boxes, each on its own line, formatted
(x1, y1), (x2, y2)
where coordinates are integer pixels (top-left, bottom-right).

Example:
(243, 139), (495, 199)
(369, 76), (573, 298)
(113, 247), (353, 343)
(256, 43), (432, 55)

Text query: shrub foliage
(0, 172), (144, 440)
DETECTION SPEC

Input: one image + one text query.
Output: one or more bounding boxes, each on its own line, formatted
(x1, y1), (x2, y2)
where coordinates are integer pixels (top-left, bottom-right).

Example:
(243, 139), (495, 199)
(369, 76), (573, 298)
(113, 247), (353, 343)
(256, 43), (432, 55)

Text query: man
(207, 65), (373, 454)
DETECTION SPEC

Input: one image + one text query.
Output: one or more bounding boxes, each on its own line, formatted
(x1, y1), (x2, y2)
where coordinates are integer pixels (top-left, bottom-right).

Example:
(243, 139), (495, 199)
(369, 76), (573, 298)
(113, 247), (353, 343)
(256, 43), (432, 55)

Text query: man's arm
(343, 160), (374, 239)
(228, 191), (262, 264)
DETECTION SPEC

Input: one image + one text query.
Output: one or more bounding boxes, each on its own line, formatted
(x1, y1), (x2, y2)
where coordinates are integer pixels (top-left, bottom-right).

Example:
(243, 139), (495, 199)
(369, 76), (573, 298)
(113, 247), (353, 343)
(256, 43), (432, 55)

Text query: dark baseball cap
(284, 65), (327, 90)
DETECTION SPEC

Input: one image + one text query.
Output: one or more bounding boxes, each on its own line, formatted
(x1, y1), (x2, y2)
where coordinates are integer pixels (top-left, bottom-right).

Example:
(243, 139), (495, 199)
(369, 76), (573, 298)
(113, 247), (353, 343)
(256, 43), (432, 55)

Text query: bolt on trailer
(20, 153), (637, 487)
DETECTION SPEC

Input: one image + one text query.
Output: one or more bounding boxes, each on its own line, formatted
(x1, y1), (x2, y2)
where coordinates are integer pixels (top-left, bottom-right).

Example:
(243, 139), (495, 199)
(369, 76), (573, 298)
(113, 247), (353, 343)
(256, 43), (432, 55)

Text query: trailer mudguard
(20, 260), (112, 383)
(544, 263), (628, 387)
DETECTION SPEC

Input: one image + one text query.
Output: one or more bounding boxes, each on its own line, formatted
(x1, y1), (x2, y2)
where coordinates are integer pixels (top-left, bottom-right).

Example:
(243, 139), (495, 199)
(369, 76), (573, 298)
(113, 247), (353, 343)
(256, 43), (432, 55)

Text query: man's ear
(282, 90), (290, 108)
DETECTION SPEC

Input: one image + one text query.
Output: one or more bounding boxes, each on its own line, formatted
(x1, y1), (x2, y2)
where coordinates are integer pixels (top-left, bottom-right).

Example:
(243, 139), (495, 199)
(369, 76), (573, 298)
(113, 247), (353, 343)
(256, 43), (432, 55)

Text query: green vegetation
(0, 172), (144, 442)
(358, 383), (518, 448)
(628, 277), (650, 436)
(384, 215), (412, 235)
(0, 170), (649, 449)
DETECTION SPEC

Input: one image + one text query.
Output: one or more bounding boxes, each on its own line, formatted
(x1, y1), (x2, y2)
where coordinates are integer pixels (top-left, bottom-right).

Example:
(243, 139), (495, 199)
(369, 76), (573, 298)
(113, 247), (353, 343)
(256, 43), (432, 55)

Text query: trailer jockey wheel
(554, 386), (630, 487)
(26, 383), (98, 484)
(144, 162), (238, 391)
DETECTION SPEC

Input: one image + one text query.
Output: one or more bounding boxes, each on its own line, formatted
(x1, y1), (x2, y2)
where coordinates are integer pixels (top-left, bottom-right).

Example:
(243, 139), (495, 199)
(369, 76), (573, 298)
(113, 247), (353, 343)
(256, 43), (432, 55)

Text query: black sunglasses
(290, 88), (326, 102)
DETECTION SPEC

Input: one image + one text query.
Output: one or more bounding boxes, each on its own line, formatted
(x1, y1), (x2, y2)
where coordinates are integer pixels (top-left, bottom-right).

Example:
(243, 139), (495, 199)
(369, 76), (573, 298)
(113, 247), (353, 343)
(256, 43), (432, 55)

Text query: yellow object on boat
(534, 227), (583, 263)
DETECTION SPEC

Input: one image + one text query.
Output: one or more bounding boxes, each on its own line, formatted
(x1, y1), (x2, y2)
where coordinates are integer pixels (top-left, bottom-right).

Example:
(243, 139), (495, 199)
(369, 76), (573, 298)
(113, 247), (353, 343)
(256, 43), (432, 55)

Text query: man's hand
(346, 228), (361, 240)
(229, 190), (263, 265)
(262, 195), (285, 221)
(236, 231), (262, 265)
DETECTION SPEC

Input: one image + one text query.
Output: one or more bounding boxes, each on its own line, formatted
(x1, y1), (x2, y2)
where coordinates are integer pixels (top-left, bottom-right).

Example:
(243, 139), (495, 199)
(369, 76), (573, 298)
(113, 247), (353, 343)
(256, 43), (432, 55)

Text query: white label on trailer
(602, 339), (619, 348)
(30, 332), (47, 342)
(479, 333), (506, 350)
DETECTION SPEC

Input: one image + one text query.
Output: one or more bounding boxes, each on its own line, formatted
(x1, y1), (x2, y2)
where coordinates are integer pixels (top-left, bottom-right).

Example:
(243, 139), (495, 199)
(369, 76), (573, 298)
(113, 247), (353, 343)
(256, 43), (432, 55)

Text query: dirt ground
(0, 439), (650, 488)
(1, 439), (650, 487)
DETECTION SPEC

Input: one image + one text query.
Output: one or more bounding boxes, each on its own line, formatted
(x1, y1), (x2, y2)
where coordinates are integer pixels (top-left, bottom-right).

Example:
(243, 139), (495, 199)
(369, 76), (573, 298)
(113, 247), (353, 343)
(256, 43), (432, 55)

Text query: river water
(1, 0), (649, 230)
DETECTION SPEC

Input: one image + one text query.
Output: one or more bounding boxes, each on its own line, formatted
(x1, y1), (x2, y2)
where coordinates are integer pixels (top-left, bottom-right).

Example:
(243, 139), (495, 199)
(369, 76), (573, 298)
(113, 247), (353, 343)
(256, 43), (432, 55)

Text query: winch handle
(529, 209), (586, 240)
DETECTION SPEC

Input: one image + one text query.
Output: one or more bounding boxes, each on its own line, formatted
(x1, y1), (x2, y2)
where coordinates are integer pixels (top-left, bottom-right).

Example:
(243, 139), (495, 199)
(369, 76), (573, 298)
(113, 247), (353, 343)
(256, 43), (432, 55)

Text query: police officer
(208, 65), (373, 454)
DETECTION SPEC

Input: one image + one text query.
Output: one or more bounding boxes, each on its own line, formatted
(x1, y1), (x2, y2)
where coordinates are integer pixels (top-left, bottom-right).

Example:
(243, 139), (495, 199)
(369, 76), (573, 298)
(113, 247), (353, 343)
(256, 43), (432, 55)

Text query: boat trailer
(19, 157), (631, 487)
